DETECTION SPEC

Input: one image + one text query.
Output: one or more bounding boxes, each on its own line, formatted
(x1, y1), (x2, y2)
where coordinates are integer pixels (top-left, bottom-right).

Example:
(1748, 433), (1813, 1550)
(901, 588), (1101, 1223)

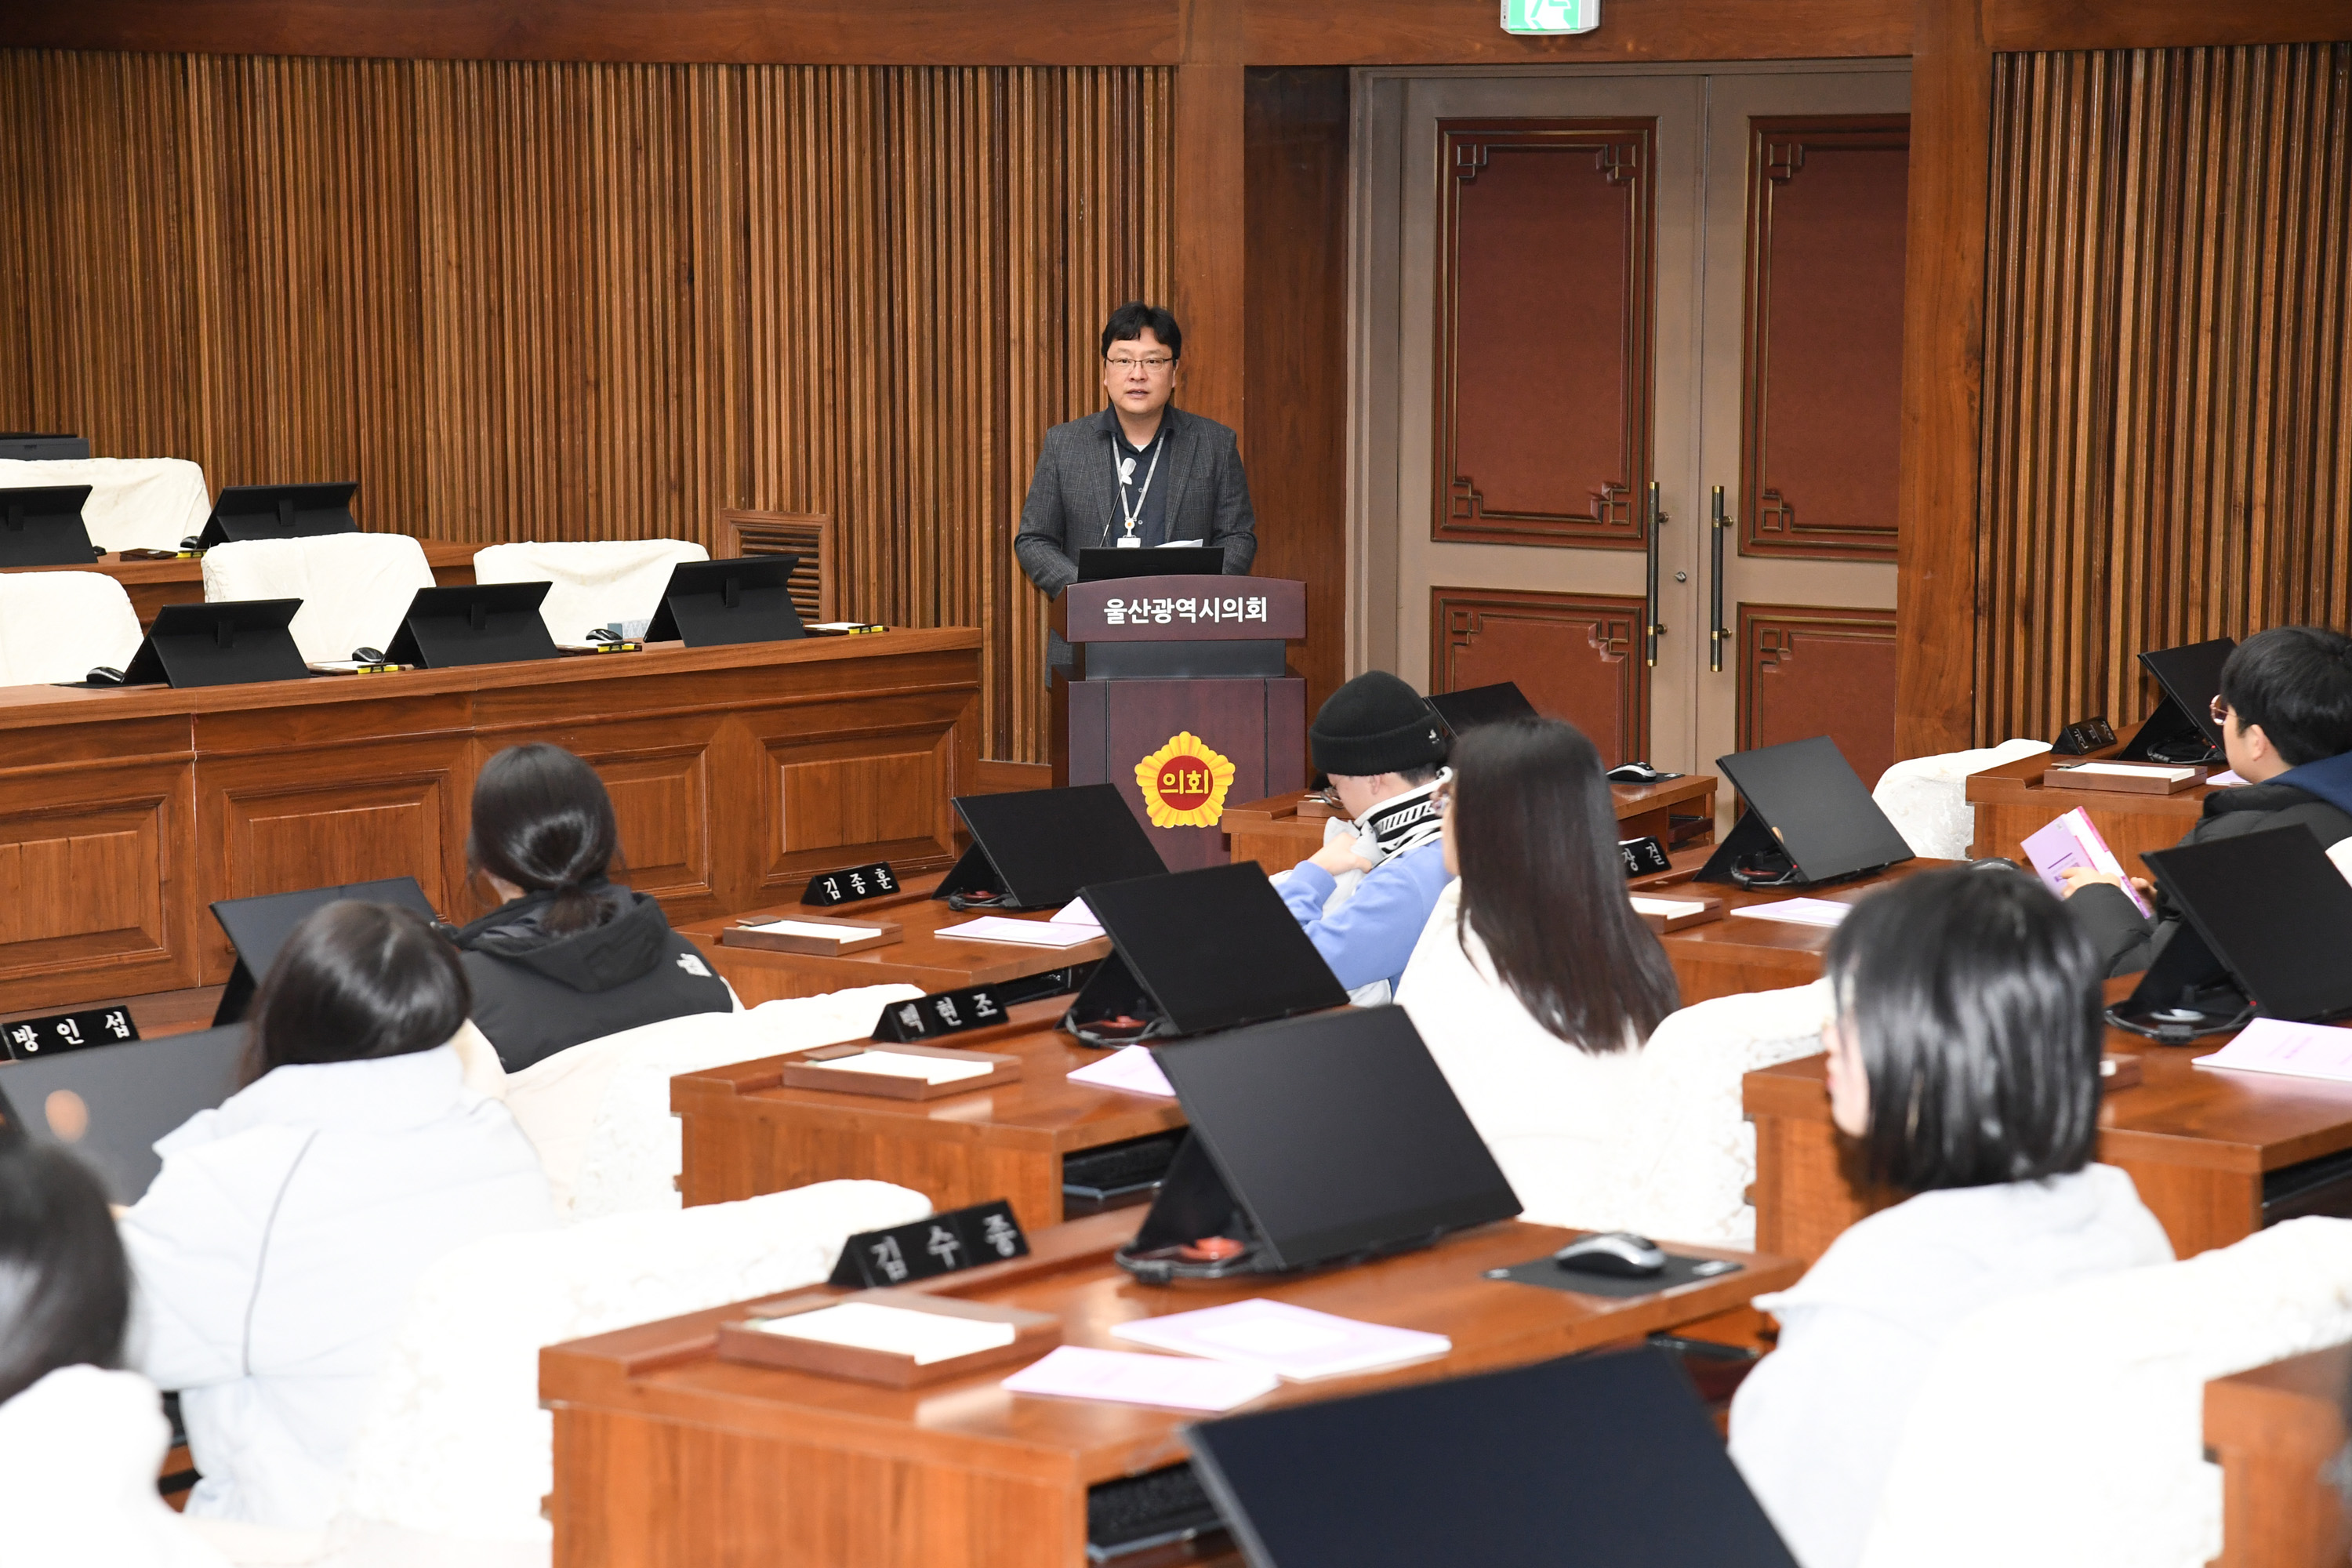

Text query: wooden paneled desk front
(0, 630), (979, 1014)
(675, 1000), (1174, 1233)
(1637, 857), (1949, 1006)
(1965, 723), (2212, 871)
(540, 1209), (1802, 1568)
(1744, 992), (2352, 1264)
(13, 540), (478, 628)
(1224, 773), (1720, 876)
(2205, 1341), (2352, 1568)
(677, 873), (1111, 1007)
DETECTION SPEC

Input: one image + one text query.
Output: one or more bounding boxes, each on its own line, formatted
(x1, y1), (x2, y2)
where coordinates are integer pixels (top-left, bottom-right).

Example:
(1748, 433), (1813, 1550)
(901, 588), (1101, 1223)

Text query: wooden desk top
(671, 998), (1184, 1159)
(1965, 731), (2214, 819)
(541, 1208), (1802, 1490)
(1639, 856), (1951, 1000)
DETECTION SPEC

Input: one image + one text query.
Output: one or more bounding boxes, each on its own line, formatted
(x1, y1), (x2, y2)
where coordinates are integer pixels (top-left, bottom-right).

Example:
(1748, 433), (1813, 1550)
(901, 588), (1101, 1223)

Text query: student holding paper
(2063, 627), (2352, 975)
(1728, 870), (2171, 1568)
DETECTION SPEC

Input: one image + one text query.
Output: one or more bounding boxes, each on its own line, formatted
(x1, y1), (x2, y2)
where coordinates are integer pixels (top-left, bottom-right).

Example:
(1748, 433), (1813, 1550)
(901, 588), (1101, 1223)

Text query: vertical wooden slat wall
(0, 51), (1172, 764)
(1977, 43), (2352, 743)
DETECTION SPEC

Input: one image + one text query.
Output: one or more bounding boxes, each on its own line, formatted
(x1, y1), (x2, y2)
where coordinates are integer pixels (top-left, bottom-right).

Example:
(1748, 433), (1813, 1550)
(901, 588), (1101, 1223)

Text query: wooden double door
(1355, 64), (1911, 818)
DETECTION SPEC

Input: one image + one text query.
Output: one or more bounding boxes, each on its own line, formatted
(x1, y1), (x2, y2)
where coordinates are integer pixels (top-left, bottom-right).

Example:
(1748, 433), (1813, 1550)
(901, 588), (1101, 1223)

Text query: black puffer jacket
(455, 881), (733, 1071)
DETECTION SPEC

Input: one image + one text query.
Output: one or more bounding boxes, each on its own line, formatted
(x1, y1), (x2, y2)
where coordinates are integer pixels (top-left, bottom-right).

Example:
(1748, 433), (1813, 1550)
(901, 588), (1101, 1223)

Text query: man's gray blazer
(1014, 405), (1258, 598)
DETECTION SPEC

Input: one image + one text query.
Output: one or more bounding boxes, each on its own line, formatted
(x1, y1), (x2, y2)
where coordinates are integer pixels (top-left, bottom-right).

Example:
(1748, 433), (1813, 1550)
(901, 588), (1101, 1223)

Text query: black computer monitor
(0, 484), (97, 566)
(0, 434), (90, 460)
(0, 1025), (252, 1203)
(1184, 1346), (1798, 1568)
(2114, 637), (2236, 764)
(2114, 826), (2352, 1031)
(1064, 862), (1347, 1042)
(1076, 546), (1225, 582)
(933, 784), (1168, 912)
(198, 482), (361, 546)
(385, 582), (560, 669)
(644, 556), (805, 648)
(1120, 1006), (1519, 1277)
(1428, 681), (1538, 739)
(119, 599), (310, 688)
(210, 876), (443, 1025)
(1694, 735), (1915, 887)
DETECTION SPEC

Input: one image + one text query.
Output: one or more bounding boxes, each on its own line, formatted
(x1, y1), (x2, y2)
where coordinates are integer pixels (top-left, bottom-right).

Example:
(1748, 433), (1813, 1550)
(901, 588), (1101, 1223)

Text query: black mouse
(350, 647), (387, 663)
(179, 535), (205, 551)
(85, 666), (127, 686)
(1553, 1231), (1667, 1277)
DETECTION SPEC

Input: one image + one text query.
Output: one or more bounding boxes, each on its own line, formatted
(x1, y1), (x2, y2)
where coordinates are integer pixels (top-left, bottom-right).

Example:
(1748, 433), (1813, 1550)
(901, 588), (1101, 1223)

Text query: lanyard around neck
(1113, 432), (1163, 538)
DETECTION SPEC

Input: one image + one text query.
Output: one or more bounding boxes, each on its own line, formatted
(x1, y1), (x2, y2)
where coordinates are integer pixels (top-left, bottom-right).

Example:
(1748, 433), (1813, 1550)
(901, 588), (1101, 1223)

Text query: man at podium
(1015, 302), (1258, 645)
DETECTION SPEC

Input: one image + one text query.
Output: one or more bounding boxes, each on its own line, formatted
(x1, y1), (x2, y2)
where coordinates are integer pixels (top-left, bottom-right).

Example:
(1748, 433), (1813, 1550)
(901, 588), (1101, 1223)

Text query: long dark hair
(244, 902), (470, 1085)
(0, 1137), (131, 1405)
(1825, 868), (2103, 1193)
(467, 743), (621, 935)
(1450, 717), (1679, 1051)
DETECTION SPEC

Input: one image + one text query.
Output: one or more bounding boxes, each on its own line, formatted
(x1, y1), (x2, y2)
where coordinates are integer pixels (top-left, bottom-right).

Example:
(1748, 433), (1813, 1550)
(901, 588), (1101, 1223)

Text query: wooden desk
(675, 1000), (1178, 1233)
(541, 1208), (1802, 1568)
(1641, 857), (1950, 1006)
(2207, 1341), (2352, 1568)
(1744, 991), (2352, 1264)
(1966, 723), (2213, 873)
(0, 630), (979, 1014)
(1224, 774), (1720, 876)
(14, 540), (477, 629)
(678, 873), (1111, 1007)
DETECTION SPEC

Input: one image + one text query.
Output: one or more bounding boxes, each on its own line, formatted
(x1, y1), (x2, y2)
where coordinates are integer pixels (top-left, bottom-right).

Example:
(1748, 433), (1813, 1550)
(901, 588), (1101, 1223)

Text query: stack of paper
(1000, 1345), (1276, 1411)
(742, 917), (887, 941)
(935, 916), (1100, 949)
(2191, 1018), (2352, 1084)
(805, 1051), (995, 1086)
(1066, 1045), (1174, 1097)
(1728, 898), (1853, 929)
(1051, 897), (1102, 928)
(2020, 808), (2152, 916)
(1110, 1299), (1451, 1381)
(753, 1303), (1014, 1364)
(1630, 895), (1708, 920)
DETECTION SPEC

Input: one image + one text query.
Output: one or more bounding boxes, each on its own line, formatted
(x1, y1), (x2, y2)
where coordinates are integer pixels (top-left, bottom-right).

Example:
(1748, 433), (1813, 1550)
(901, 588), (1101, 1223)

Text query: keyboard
(1062, 1131), (1184, 1200)
(1086, 1462), (1228, 1563)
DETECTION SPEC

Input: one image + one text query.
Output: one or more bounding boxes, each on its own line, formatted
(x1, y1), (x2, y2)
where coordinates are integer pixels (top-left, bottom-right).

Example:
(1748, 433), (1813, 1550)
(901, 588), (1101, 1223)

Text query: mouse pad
(1483, 1250), (1744, 1300)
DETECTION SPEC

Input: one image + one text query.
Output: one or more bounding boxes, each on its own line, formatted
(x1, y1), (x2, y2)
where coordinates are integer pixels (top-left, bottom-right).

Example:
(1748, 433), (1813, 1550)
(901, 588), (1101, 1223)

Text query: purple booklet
(2021, 808), (2152, 916)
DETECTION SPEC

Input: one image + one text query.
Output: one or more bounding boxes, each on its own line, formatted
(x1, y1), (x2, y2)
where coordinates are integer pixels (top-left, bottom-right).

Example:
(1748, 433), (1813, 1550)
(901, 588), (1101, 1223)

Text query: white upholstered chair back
(1859, 1217), (2352, 1568)
(1871, 738), (2053, 859)
(200, 534), (436, 665)
(0, 569), (143, 685)
(0, 456), (211, 553)
(470, 540), (708, 644)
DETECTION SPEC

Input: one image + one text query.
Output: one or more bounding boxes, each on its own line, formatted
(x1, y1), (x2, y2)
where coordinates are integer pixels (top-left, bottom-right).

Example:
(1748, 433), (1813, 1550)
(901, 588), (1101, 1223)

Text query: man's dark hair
(1100, 301), (1182, 361)
(1450, 717), (1680, 1051)
(244, 902), (470, 1086)
(2217, 626), (2352, 767)
(1826, 869), (2103, 1194)
(0, 1138), (131, 1405)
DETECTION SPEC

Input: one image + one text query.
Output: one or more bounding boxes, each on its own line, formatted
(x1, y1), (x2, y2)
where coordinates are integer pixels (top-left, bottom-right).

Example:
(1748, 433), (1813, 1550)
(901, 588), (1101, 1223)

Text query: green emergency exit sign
(1502, 0), (1599, 33)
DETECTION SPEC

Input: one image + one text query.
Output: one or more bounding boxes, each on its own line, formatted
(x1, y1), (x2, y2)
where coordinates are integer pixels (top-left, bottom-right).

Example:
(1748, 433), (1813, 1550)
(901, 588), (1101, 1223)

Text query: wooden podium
(1051, 575), (1306, 870)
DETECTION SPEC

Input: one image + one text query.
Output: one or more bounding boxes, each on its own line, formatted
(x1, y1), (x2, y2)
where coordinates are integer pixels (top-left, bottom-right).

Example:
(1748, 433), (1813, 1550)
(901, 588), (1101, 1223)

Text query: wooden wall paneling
(1174, 0), (1246, 433)
(1893, 0), (1993, 757)
(1984, 1), (2352, 53)
(1433, 119), (1656, 550)
(1976, 44), (2352, 745)
(1740, 115), (1911, 561)
(1428, 587), (1649, 768)
(1738, 603), (1901, 791)
(1243, 66), (1351, 741)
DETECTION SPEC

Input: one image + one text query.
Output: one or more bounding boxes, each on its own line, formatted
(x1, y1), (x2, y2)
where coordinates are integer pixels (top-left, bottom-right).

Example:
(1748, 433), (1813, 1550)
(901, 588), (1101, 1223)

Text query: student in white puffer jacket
(118, 902), (557, 1531)
(0, 1136), (227, 1568)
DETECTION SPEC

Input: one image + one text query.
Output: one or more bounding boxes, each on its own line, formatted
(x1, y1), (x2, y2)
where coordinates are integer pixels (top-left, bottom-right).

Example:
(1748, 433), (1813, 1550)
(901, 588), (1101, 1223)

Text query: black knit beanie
(1310, 672), (1447, 777)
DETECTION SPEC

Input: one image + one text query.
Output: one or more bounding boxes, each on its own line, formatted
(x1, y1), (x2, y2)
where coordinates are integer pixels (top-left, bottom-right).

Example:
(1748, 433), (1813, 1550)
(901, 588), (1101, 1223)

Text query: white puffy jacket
(0, 1365), (230, 1567)
(118, 1044), (557, 1530)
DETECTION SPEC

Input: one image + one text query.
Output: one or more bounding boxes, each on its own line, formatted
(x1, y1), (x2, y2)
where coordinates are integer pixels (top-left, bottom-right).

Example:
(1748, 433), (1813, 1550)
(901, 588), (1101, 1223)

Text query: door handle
(1709, 485), (1732, 673)
(1643, 481), (1668, 668)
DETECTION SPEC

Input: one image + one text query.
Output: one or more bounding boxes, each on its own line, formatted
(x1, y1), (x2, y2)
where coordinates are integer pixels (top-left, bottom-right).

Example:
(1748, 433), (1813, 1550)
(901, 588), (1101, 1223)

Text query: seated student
(119, 902), (557, 1530)
(2064, 625), (2352, 975)
(1727, 869), (2173, 1568)
(0, 1138), (228, 1567)
(1394, 717), (1710, 1229)
(1275, 670), (1455, 1004)
(456, 742), (733, 1071)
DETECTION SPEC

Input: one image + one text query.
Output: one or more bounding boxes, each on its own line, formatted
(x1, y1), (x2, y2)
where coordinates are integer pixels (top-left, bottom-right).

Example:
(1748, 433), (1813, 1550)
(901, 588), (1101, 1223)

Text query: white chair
(470, 540), (708, 644)
(0, 569), (143, 684)
(200, 535), (437, 665)
(1871, 738), (2053, 859)
(498, 985), (923, 1219)
(0, 456), (211, 553)
(1858, 1217), (2352, 1568)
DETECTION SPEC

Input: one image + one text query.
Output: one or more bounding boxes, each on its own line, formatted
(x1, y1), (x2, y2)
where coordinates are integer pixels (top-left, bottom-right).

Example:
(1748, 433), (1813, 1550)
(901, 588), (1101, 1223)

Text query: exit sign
(1502, 0), (1599, 33)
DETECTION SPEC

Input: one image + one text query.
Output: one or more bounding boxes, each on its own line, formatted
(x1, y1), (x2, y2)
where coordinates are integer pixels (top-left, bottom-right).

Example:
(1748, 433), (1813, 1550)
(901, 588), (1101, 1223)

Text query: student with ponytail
(454, 743), (733, 1071)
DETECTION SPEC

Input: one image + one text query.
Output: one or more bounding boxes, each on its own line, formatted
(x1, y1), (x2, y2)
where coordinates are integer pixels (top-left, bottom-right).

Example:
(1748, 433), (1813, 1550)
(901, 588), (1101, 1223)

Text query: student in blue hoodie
(1276, 671), (1457, 1004)
(2063, 626), (2352, 975)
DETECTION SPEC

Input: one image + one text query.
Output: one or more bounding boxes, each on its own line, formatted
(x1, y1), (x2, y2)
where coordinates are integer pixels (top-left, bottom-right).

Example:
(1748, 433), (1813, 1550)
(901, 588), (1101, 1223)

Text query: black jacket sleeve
(2070, 882), (2158, 978)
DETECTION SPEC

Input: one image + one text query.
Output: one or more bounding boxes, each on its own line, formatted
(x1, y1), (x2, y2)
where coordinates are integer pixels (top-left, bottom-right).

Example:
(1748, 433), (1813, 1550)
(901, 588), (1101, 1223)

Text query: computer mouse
(1605, 761), (1679, 784)
(179, 535), (205, 551)
(1553, 1231), (1667, 1277)
(85, 666), (126, 687)
(350, 646), (386, 663)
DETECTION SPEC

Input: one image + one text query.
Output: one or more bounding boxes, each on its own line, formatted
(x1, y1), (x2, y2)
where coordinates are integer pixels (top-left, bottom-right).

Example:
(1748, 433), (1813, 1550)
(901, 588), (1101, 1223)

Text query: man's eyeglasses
(1105, 354), (1174, 373)
(2209, 695), (2234, 728)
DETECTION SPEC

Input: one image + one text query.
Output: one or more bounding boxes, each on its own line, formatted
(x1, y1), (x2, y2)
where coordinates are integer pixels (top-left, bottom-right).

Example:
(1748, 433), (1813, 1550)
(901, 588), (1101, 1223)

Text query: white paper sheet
(2191, 1018), (2352, 1085)
(1051, 897), (1101, 928)
(804, 1051), (995, 1085)
(2057, 762), (2198, 782)
(935, 916), (1100, 949)
(1111, 1299), (1451, 1381)
(1727, 898), (1853, 929)
(1000, 1345), (1277, 1411)
(1066, 1045), (1174, 1097)
(742, 917), (886, 941)
(1629, 896), (1708, 918)
(753, 1302), (1014, 1365)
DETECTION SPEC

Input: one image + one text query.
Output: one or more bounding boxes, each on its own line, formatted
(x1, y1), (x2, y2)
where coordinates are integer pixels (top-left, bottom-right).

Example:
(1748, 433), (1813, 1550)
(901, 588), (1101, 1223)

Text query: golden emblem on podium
(1134, 732), (1238, 829)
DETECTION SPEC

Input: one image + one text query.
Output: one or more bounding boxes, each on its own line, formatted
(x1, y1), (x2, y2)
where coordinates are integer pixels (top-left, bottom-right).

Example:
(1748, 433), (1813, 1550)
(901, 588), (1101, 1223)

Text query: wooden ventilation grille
(717, 510), (837, 625)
